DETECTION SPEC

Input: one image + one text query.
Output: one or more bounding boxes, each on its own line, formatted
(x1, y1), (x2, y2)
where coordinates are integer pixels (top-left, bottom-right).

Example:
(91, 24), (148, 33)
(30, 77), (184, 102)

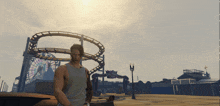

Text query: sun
(82, 0), (91, 6)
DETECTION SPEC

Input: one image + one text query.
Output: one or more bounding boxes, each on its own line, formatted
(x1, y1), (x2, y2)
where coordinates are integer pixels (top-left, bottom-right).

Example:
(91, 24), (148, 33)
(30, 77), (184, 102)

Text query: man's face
(71, 49), (81, 61)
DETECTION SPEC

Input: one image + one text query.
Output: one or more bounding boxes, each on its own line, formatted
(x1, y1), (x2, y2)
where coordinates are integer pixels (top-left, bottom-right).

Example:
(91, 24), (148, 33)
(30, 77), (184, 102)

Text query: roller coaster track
(28, 31), (105, 75)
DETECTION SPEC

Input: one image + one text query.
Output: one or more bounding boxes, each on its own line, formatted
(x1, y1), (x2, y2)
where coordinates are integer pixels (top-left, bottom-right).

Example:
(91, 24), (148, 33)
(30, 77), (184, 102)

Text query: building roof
(198, 78), (219, 82)
(177, 73), (209, 81)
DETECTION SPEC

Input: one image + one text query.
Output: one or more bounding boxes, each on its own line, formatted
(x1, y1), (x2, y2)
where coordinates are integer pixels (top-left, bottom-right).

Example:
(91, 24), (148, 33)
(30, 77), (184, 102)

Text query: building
(150, 69), (219, 96)
(177, 69), (210, 81)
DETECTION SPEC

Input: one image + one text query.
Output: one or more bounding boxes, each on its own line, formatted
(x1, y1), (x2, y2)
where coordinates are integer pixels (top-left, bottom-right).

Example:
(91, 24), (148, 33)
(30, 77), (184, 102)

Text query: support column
(211, 84), (215, 96)
(173, 85), (175, 95)
(0, 80), (4, 92)
(80, 35), (83, 65)
(190, 84), (194, 95)
(102, 55), (105, 94)
(18, 37), (31, 92)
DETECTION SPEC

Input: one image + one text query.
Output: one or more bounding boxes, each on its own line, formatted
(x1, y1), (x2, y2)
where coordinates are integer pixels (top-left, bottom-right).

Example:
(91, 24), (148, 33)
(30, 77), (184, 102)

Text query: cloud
(2, 0), (43, 27)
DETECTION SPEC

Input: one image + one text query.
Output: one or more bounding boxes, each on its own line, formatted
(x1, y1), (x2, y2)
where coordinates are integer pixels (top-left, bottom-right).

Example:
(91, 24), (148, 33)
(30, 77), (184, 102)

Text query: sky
(0, 0), (219, 92)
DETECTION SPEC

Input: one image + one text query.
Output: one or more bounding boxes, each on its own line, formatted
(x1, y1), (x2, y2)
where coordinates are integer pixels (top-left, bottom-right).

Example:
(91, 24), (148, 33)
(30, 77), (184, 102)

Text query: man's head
(70, 44), (84, 62)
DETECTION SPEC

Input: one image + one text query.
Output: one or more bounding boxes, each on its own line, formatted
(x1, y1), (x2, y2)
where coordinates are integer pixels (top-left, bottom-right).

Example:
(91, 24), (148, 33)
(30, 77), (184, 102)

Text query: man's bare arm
(53, 65), (71, 106)
(85, 68), (93, 103)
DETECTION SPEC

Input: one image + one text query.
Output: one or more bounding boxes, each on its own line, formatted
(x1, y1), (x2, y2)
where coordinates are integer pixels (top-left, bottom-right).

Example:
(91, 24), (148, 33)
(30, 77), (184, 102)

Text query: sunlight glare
(82, 0), (91, 6)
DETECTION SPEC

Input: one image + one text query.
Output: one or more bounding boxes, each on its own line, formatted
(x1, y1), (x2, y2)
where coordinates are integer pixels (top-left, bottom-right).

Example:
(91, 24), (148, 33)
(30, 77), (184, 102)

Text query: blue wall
(151, 87), (173, 94)
(175, 83), (219, 96)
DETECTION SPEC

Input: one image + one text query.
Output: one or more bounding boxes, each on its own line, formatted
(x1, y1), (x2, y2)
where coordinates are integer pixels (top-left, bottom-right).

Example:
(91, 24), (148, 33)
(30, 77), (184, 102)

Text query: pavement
(6, 92), (217, 106)
(91, 93), (220, 106)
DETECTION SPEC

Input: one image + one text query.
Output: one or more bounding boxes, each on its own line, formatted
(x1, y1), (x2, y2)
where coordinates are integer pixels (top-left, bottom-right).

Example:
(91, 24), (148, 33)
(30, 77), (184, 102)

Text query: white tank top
(57, 63), (87, 106)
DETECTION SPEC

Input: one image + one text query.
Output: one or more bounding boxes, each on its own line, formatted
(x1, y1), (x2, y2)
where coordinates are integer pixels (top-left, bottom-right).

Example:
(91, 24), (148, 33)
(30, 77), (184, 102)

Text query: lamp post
(130, 63), (136, 99)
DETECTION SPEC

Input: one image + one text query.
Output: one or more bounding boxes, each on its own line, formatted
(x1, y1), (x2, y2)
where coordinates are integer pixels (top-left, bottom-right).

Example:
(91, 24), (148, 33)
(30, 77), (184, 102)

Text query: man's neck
(70, 60), (81, 67)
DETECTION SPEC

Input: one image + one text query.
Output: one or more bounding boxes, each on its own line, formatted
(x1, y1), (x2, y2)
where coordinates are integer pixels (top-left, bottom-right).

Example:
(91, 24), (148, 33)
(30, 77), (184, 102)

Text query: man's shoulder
(56, 65), (67, 71)
(55, 65), (68, 78)
(84, 67), (90, 74)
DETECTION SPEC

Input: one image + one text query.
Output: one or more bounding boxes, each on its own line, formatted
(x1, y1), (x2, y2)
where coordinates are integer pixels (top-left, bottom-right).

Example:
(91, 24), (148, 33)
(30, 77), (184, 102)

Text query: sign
(106, 70), (117, 78)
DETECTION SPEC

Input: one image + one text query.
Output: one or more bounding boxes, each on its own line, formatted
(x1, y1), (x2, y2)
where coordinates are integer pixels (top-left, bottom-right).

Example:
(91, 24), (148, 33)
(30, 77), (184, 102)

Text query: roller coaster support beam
(101, 55), (105, 94)
(17, 37), (33, 92)
(0, 80), (4, 92)
(58, 61), (61, 67)
(80, 35), (83, 65)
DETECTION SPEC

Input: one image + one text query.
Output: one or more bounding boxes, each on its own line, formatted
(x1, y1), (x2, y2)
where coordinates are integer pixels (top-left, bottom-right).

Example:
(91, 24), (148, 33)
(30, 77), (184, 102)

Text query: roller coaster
(29, 31), (105, 74)
(16, 31), (105, 92)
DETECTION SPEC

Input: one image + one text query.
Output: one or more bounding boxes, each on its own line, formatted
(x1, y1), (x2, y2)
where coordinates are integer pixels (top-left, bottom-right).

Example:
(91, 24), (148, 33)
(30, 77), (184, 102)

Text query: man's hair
(70, 44), (84, 57)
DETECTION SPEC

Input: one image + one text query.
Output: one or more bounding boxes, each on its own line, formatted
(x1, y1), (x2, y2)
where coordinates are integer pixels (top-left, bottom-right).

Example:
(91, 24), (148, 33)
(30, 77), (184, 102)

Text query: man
(54, 44), (93, 106)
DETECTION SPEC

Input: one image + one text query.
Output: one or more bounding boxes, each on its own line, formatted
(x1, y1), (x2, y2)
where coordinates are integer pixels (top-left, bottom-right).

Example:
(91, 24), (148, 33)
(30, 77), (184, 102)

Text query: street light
(130, 63), (136, 99)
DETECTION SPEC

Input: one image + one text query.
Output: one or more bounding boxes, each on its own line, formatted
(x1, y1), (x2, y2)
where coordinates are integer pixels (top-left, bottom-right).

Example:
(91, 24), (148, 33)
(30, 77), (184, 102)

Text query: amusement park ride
(11, 31), (129, 96)
(92, 70), (129, 96)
